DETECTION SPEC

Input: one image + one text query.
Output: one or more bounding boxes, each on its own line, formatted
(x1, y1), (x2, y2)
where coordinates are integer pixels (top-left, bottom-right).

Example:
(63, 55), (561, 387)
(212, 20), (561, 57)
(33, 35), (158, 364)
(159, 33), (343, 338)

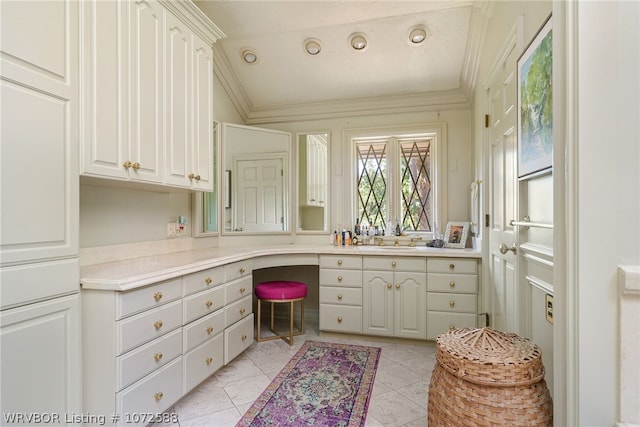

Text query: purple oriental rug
(236, 341), (381, 427)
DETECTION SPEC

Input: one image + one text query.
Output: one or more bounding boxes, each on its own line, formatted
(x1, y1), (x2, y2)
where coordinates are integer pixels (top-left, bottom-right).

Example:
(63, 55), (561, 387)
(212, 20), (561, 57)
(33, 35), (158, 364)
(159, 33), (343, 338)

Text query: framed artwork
(444, 221), (469, 249)
(517, 14), (553, 178)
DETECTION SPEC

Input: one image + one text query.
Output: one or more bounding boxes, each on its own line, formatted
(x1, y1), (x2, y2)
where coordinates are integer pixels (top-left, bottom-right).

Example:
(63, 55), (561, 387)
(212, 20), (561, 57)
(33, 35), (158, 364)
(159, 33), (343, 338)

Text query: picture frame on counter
(444, 221), (469, 249)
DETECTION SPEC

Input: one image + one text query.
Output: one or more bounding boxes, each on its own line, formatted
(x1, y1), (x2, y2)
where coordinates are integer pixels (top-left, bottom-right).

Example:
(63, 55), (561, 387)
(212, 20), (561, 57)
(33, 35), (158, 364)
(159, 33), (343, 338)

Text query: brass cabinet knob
(132, 162), (141, 170)
(240, 287), (246, 293)
(391, 261), (397, 267)
(449, 300), (455, 308)
(205, 357), (213, 365)
(337, 275), (343, 282)
(194, 174), (201, 181)
(239, 308), (246, 315)
(449, 281), (456, 288)
(449, 325), (456, 330)
(154, 392), (163, 401)
(395, 284), (400, 289)
(387, 283), (392, 289)
(241, 334), (247, 341)
(122, 160), (132, 169)
(153, 292), (163, 301)
(205, 277), (212, 285)
(337, 259), (343, 265)
(239, 267), (246, 274)
(153, 352), (163, 362)
(337, 316), (343, 323)
(206, 326), (214, 334)
(205, 300), (213, 308)
(153, 321), (163, 330)
(337, 294), (343, 300)
(449, 263), (455, 270)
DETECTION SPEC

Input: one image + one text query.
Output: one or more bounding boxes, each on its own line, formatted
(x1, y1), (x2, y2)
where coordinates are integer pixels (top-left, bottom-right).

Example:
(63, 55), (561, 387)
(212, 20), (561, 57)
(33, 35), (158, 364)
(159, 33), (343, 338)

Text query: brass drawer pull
(123, 160), (132, 169)
(154, 392), (163, 401)
(337, 259), (343, 265)
(396, 284), (400, 289)
(153, 321), (163, 330)
(132, 162), (141, 170)
(240, 287), (246, 293)
(205, 357), (213, 365)
(449, 300), (455, 308)
(337, 316), (343, 323)
(387, 283), (392, 289)
(449, 263), (455, 270)
(205, 300), (213, 308)
(338, 275), (343, 282)
(239, 267), (246, 274)
(241, 334), (247, 341)
(337, 294), (343, 300)
(449, 324), (456, 330)
(206, 326), (214, 334)
(239, 308), (246, 315)
(449, 281), (456, 288)
(153, 292), (163, 301)
(153, 352), (163, 362)
(205, 277), (212, 285)
(391, 261), (396, 267)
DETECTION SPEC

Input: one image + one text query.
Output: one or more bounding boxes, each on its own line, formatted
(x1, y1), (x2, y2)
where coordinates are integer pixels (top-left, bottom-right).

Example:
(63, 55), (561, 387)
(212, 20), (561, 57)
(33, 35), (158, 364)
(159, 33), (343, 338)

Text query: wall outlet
(175, 222), (188, 236)
(167, 222), (176, 238)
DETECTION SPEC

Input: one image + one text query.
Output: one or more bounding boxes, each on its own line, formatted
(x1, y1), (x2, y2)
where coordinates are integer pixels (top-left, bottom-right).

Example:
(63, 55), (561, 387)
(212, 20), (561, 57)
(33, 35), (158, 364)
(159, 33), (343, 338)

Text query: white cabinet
(363, 257), (427, 339)
(0, 294), (81, 422)
(426, 258), (479, 340)
(81, 0), (221, 190)
(1, 0), (81, 420)
(319, 255), (363, 333)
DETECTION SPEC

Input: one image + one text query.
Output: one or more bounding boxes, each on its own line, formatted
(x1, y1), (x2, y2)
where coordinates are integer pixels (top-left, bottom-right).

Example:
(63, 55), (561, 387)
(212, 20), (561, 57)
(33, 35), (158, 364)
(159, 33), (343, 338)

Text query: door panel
(235, 158), (284, 232)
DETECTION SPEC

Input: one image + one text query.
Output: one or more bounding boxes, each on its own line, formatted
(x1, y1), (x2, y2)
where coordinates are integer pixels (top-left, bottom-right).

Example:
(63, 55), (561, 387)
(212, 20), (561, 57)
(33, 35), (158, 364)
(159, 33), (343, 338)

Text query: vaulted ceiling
(194, 1), (492, 124)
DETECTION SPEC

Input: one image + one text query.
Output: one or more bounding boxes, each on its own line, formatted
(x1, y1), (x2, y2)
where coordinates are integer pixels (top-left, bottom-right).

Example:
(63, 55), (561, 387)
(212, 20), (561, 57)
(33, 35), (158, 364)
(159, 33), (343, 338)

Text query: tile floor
(160, 319), (436, 426)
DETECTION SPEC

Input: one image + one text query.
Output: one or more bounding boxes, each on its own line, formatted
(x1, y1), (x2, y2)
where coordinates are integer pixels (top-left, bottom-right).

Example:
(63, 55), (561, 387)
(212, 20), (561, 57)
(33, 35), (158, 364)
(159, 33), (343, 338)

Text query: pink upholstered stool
(255, 280), (307, 346)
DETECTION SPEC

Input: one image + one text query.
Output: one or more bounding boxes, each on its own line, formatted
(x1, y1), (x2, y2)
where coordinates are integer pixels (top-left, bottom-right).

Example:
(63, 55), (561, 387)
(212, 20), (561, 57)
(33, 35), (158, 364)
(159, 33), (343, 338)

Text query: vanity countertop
(80, 244), (481, 292)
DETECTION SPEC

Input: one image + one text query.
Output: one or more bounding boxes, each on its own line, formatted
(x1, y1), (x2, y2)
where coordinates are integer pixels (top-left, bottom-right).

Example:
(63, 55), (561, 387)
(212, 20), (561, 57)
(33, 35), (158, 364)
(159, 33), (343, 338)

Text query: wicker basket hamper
(428, 327), (552, 426)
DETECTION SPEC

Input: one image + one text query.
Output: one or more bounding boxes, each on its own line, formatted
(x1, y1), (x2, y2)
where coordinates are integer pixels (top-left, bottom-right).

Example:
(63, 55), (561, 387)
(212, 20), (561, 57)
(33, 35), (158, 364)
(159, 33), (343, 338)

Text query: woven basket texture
(428, 327), (552, 426)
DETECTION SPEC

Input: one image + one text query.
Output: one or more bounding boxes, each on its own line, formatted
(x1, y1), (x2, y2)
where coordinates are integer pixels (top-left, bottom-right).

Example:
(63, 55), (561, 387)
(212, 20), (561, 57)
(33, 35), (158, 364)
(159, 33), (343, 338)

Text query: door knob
(499, 243), (517, 254)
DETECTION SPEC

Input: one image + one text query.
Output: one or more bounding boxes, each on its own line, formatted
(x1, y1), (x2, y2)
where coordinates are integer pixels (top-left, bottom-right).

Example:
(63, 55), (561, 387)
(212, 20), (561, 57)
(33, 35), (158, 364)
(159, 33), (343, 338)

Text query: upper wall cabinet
(80, 0), (224, 191)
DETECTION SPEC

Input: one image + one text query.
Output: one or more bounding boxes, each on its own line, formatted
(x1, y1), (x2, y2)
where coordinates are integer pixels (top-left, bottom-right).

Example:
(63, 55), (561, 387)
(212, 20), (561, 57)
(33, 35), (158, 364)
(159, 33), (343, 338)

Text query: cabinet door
(1, 0), (79, 265)
(128, 0), (163, 183)
(394, 272), (427, 339)
(80, 0), (129, 180)
(190, 34), (214, 191)
(164, 10), (192, 188)
(1, 294), (81, 418)
(362, 271), (393, 335)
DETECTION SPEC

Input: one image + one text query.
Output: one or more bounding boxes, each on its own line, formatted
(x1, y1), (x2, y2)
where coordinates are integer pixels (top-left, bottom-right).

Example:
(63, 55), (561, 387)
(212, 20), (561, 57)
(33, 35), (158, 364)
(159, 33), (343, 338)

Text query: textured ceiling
(194, 1), (490, 123)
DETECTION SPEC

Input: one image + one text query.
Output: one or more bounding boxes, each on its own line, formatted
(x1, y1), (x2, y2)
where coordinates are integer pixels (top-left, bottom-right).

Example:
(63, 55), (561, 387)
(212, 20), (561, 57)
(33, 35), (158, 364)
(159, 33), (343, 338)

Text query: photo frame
(517, 14), (553, 178)
(444, 221), (469, 249)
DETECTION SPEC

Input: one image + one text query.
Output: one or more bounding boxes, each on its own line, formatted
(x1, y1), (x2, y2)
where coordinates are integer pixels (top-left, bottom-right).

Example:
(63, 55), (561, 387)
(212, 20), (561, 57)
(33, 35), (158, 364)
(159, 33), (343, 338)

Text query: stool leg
(289, 300), (294, 345)
(270, 301), (275, 332)
(300, 299), (305, 334)
(257, 298), (262, 341)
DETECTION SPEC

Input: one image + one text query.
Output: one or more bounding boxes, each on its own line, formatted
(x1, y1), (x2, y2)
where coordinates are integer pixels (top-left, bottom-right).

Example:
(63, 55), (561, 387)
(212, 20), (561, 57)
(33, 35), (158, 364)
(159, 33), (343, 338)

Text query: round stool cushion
(255, 281), (307, 300)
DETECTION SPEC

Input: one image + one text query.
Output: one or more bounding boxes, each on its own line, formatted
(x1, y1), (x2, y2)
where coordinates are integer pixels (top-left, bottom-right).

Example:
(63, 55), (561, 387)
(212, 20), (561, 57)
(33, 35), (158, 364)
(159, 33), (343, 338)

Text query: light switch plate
(545, 294), (554, 324)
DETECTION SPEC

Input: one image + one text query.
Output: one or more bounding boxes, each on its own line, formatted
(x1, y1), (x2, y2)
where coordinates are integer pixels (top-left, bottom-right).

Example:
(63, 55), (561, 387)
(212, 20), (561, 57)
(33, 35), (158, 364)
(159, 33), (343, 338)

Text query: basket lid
(435, 327), (546, 386)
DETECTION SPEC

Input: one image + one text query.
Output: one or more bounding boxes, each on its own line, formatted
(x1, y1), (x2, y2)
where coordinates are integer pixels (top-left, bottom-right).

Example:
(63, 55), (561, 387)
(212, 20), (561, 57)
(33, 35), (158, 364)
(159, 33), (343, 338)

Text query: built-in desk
(80, 244), (481, 425)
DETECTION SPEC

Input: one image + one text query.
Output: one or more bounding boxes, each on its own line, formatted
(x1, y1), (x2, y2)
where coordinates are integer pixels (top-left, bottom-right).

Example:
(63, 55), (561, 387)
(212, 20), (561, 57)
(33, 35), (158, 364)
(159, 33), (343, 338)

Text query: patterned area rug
(236, 341), (381, 427)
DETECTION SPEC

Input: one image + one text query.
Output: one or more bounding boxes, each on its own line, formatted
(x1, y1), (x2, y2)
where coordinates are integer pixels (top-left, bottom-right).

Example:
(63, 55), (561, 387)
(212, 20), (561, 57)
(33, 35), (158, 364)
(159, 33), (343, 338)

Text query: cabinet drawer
(183, 285), (224, 324)
(319, 304), (362, 333)
(117, 300), (182, 355)
(183, 266), (224, 296)
(319, 269), (362, 287)
(223, 260), (253, 282)
(116, 357), (183, 426)
(427, 258), (477, 274)
(427, 312), (477, 340)
(319, 286), (362, 306)
(427, 293), (477, 313)
(319, 255), (362, 270)
(183, 309), (225, 352)
(225, 275), (252, 305)
(224, 313), (254, 364)
(116, 278), (181, 320)
(225, 294), (252, 327)
(363, 256), (426, 272)
(117, 328), (182, 391)
(184, 333), (224, 393)
(427, 273), (477, 294)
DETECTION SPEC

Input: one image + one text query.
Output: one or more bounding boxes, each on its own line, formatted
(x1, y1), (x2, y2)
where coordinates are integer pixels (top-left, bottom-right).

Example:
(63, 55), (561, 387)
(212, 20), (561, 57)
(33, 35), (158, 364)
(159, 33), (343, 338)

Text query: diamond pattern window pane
(356, 142), (387, 229)
(400, 140), (432, 231)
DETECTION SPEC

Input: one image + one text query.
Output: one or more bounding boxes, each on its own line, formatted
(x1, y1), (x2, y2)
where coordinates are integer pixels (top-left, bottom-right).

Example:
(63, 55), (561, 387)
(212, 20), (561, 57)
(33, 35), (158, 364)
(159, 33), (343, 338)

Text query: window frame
(344, 123), (448, 239)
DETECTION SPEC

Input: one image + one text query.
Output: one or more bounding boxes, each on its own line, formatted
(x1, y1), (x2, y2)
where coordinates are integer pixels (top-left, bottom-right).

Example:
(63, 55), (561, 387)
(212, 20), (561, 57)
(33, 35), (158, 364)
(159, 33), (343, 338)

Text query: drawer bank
(80, 244), (481, 425)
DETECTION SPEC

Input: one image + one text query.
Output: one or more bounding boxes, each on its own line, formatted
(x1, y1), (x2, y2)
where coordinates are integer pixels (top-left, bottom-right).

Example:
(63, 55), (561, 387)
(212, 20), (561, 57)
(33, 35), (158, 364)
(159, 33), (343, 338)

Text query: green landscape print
(519, 23), (552, 177)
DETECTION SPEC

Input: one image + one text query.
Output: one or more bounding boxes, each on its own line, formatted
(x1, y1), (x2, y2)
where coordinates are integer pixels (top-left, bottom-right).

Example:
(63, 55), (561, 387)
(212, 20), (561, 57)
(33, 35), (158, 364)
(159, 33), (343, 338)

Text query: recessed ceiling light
(408, 25), (429, 45)
(349, 33), (368, 51)
(241, 48), (257, 64)
(304, 38), (322, 56)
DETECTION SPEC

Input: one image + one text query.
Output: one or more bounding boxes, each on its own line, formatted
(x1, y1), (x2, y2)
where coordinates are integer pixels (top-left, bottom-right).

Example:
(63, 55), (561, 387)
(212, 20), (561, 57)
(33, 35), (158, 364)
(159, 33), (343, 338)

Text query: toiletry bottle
(345, 229), (352, 246)
(341, 229), (346, 246)
(395, 221), (401, 236)
(354, 218), (360, 236)
(331, 230), (337, 246)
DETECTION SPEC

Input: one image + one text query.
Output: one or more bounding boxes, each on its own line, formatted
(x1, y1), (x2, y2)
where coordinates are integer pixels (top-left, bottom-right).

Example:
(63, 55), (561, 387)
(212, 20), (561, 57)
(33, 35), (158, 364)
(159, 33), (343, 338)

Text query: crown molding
(160, 0), (226, 45)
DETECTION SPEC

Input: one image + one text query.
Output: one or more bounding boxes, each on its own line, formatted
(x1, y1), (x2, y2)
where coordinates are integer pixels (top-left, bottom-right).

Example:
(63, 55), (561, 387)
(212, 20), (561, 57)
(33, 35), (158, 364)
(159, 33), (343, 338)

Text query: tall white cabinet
(0, 0), (81, 419)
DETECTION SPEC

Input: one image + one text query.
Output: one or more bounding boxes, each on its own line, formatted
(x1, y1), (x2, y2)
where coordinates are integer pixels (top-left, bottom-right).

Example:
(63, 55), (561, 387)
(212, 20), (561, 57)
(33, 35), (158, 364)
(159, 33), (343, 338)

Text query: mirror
(297, 132), (329, 232)
(222, 123), (291, 233)
(194, 122), (218, 236)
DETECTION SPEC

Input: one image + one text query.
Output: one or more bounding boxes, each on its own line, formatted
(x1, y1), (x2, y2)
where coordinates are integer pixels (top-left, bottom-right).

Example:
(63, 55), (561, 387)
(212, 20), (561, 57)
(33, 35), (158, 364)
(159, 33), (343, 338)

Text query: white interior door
(235, 157), (284, 232)
(486, 40), (520, 334)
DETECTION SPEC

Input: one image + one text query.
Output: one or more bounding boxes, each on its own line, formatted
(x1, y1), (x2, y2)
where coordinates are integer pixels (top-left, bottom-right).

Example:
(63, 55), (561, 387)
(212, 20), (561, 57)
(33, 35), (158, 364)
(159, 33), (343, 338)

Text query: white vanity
(80, 244), (480, 425)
